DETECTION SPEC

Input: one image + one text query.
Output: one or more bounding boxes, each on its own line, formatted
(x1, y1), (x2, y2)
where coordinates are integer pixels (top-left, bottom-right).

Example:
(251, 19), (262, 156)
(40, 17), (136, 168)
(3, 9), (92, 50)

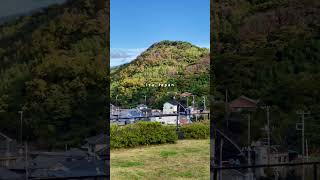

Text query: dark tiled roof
(229, 95), (258, 109)
(167, 100), (179, 105)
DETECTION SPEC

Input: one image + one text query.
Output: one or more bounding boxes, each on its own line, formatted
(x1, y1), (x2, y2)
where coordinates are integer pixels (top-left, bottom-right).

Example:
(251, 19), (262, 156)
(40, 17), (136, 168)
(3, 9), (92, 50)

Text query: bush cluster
(179, 121), (210, 139)
(110, 122), (178, 149)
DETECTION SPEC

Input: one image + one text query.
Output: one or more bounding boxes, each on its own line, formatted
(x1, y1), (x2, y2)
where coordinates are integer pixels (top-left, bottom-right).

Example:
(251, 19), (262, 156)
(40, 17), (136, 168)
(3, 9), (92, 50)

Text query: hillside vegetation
(0, 0), (108, 149)
(212, 0), (320, 151)
(111, 41), (210, 109)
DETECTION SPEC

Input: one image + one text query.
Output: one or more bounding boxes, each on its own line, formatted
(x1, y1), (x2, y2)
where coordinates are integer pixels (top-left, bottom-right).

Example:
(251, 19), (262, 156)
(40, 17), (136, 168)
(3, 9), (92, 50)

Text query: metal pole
(25, 141), (28, 180)
(266, 106), (271, 165)
(225, 89), (228, 129)
(314, 164), (317, 180)
(248, 113), (252, 179)
(187, 96), (189, 108)
(144, 95), (147, 105)
(192, 95), (195, 110)
(306, 139), (309, 162)
(296, 110), (310, 180)
(176, 105), (179, 131)
(219, 138), (224, 180)
(302, 112), (305, 180)
(19, 111), (23, 144)
(214, 168), (218, 180)
(248, 114), (251, 165)
(248, 113), (251, 147)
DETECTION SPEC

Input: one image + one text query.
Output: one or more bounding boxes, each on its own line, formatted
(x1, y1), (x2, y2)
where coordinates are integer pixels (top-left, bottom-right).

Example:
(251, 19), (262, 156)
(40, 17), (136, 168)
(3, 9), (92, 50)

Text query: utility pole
(266, 106), (270, 165)
(262, 105), (271, 164)
(211, 135), (216, 180)
(225, 89), (229, 129)
(18, 111), (23, 144)
(115, 95), (119, 116)
(25, 141), (28, 180)
(186, 96), (189, 108)
(248, 113), (251, 147)
(296, 110), (310, 180)
(306, 139), (309, 162)
(247, 113), (253, 180)
(192, 95), (195, 110)
(219, 138), (224, 180)
(144, 95), (147, 105)
(203, 96), (206, 111)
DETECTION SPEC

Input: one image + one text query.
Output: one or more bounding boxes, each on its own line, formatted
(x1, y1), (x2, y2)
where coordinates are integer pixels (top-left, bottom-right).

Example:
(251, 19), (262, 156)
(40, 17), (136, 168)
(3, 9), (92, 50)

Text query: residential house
(229, 95), (258, 113)
(252, 139), (293, 178)
(137, 104), (148, 111)
(220, 169), (247, 180)
(0, 132), (19, 168)
(163, 101), (178, 114)
(0, 167), (22, 180)
(84, 134), (108, 160)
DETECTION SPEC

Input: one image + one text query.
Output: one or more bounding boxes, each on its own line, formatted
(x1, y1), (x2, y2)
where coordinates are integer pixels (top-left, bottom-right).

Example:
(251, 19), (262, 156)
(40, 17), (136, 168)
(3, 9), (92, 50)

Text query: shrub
(179, 121), (210, 139)
(110, 122), (178, 149)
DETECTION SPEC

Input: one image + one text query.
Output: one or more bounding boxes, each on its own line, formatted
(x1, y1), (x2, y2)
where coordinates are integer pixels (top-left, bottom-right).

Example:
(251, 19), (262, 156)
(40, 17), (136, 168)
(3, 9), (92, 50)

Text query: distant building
(0, 132), (19, 168)
(84, 134), (108, 160)
(252, 139), (293, 178)
(163, 101), (178, 114)
(229, 95), (258, 112)
(136, 104), (148, 111)
(220, 169), (246, 180)
(0, 167), (21, 180)
(110, 104), (117, 115)
(151, 100), (191, 125)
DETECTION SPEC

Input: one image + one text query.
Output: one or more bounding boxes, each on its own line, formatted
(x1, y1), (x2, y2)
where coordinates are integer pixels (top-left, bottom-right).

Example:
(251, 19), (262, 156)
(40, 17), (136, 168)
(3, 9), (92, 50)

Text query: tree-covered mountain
(111, 41), (210, 109)
(212, 0), (320, 151)
(0, 0), (108, 149)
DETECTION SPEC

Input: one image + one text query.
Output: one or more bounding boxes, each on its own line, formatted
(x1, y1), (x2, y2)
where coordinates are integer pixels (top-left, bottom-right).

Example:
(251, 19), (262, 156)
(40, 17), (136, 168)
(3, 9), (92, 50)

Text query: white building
(150, 101), (179, 125)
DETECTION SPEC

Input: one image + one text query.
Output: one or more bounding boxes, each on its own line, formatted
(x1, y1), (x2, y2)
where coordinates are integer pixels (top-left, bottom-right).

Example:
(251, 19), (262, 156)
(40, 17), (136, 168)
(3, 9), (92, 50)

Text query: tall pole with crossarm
(18, 110), (23, 144)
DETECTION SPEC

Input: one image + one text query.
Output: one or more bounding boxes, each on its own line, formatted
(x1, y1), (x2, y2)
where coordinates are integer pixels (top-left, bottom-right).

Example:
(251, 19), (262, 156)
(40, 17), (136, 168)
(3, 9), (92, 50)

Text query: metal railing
(211, 161), (320, 180)
(110, 112), (210, 121)
(29, 175), (108, 180)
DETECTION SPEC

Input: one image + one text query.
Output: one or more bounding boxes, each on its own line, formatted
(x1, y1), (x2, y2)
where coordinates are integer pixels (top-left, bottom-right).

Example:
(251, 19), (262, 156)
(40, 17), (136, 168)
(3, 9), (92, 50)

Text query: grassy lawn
(111, 139), (210, 180)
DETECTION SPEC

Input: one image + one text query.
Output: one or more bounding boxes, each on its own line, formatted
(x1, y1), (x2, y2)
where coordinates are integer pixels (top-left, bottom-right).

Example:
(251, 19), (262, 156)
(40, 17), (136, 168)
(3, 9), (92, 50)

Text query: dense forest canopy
(110, 40), (210, 109)
(212, 0), (320, 152)
(0, 0), (108, 149)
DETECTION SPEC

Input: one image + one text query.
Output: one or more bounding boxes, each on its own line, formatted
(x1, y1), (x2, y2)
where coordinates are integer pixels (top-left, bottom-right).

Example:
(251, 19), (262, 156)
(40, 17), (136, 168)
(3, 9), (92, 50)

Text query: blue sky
(110, 0), (210, 67)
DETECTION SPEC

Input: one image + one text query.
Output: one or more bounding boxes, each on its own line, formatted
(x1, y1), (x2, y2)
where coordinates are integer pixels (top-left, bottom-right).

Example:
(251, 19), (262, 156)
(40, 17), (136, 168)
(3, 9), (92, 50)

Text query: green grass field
(111, 139), (210, 180)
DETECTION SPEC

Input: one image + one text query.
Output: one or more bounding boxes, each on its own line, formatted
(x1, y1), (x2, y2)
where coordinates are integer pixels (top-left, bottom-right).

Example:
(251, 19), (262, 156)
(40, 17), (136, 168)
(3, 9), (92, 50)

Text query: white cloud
(110, 48), (146, 67)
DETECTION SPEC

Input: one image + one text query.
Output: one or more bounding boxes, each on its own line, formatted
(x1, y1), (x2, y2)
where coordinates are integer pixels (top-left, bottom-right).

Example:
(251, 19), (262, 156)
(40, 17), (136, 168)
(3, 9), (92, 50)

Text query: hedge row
(110, 122), (178, 149)
(179, 121), (210, 139)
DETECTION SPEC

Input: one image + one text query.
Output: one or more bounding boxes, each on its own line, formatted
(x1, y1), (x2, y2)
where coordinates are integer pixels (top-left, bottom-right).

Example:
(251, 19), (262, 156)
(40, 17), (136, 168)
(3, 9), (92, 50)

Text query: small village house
(0, 132), (19, 168)
(229, 95), (258, 112)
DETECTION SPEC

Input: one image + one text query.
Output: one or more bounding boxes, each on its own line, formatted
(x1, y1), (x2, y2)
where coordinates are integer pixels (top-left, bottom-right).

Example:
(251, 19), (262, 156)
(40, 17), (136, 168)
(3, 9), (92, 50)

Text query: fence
(211, 161), (320, 180)
(110, 112), (210, 121)
(29, 175), (108, 180)
(110, 112), (210, 130)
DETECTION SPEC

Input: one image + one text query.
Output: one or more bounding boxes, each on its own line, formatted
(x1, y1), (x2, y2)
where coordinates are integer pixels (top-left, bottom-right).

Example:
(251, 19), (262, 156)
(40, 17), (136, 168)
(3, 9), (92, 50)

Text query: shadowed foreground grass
(111, 139), (209, 180)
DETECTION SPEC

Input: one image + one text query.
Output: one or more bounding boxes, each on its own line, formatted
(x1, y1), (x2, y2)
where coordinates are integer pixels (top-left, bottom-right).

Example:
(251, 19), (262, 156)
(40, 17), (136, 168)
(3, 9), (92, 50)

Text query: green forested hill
(0, 0), (107, 149)
(111, 41), (210, 109)
(212, 0), (320, 150)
